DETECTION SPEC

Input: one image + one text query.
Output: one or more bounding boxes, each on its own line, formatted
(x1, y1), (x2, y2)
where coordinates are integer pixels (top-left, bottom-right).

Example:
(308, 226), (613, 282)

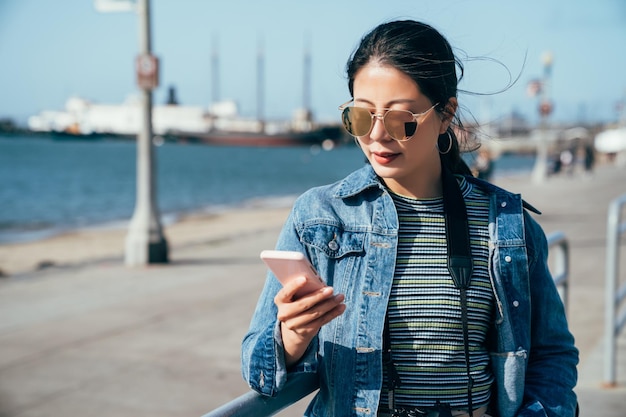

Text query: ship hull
(170, 126), (345, 147)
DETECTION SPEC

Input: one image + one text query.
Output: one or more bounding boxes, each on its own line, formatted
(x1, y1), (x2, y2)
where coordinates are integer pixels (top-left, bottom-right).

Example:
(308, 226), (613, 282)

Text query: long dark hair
(346, 20), (473, 175)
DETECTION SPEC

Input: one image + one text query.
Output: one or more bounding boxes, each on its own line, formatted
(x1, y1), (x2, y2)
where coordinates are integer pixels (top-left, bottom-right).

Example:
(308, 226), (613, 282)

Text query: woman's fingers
(276, 276), (308, 302)
(275, 277), (346, 367)
(275, 284), (345, 336)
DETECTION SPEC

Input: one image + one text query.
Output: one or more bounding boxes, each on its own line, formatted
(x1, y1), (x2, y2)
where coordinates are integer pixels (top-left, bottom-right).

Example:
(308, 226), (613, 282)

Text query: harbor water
(0, 134), (536, 244)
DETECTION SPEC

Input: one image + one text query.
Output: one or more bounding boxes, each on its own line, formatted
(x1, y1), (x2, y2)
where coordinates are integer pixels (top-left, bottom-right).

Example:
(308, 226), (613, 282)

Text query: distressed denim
(241, 164), (578, 417)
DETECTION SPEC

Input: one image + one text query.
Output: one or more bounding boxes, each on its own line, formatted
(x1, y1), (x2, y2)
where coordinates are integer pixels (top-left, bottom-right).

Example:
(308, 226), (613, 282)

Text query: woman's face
(352, 62), (453, 198)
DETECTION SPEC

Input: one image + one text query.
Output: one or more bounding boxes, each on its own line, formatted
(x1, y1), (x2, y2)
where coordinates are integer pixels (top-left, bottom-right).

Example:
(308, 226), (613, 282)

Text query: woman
(242, 20), (578, 417)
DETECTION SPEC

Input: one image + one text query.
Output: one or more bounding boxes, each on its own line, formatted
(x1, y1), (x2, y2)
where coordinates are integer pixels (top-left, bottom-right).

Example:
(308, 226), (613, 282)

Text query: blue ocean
(0, 134), (535, 243)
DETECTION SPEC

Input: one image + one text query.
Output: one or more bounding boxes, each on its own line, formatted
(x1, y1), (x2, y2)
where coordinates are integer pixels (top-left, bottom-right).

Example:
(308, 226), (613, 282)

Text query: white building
(28, 96), (318, 137)
(28, 96), (211, 136)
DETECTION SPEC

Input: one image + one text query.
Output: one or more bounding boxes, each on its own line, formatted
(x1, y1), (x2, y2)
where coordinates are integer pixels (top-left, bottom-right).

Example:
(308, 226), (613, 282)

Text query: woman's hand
(274, 276), (346, 367)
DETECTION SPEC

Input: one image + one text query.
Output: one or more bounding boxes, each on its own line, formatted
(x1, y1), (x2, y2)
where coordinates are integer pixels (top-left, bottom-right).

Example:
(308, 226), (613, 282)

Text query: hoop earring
(437, 131), (453, 155)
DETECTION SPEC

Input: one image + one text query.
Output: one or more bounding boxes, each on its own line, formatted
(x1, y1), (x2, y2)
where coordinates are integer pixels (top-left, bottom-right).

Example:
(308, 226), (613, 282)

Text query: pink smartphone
(260, 250), (325, 298)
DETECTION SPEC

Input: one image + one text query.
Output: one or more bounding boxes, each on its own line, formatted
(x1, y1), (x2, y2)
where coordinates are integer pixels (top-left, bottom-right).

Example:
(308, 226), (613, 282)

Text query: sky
(1, 0), (625, 127)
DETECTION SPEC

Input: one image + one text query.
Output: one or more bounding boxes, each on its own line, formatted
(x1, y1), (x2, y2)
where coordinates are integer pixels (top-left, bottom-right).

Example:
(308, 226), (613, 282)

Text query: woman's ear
(439, 97), (458, 134)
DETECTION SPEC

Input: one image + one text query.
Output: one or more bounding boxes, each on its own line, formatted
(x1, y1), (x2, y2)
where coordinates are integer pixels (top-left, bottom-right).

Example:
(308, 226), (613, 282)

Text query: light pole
(531, 51), (554, 184)
(125, 0), (168, 265)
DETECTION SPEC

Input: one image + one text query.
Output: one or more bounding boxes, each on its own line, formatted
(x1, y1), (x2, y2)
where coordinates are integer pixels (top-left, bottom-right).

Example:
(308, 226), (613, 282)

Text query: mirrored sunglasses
(338, 101), (438, 142)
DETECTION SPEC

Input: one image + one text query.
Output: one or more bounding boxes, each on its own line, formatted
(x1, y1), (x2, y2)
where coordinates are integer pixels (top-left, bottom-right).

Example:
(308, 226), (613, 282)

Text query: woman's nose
(368, 114), (391, 142)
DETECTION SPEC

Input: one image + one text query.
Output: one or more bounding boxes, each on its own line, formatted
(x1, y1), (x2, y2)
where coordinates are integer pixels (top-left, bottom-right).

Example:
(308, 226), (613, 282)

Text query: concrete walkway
(0, 163), (625, 417)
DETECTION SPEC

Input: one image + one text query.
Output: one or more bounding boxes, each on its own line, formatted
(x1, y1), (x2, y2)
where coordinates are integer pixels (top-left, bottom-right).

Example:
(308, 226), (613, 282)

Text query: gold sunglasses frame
(338, 100), (439, 142)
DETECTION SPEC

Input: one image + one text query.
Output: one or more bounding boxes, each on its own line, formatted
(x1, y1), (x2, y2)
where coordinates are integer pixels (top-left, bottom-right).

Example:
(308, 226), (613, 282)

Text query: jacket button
(504, 255), (512, 262)
(328, 240), (339, 251)
(513, 300), (520, 307)
(501, 201), (507, 208)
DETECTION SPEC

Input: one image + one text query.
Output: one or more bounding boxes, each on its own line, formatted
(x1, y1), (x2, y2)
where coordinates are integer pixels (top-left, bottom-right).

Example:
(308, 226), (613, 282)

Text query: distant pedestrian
(552, 152), (563, 174)
(242, 20), (578, 417)
(560, 148), (574, 176)
(584, 143), (595, 174)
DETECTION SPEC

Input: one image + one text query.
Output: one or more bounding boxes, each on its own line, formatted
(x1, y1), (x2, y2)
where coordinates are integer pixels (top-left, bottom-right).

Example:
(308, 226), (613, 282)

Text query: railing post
(603, 193), (626, 387)
(547, 231), (570, 313)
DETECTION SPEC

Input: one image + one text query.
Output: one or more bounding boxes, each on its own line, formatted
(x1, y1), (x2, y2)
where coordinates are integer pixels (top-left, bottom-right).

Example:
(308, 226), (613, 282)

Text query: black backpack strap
(441, 165), (473, 290)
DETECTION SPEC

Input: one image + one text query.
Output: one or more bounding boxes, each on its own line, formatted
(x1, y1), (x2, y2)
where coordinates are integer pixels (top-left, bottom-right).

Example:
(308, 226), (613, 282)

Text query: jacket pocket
(490, 349), (528, 417)
(300, 224), (366, 258)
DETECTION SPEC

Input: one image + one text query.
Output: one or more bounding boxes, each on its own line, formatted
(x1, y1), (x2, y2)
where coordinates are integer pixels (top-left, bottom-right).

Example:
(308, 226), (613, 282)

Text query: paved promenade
(0, 162), (625, 417)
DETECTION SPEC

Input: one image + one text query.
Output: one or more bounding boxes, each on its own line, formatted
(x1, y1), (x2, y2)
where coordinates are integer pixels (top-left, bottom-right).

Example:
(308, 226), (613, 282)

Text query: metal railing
(547, 231), (570, 312)
(604, 193), (626, 387)
(203, 232), (571, 417)
(201, 373), (318, 417)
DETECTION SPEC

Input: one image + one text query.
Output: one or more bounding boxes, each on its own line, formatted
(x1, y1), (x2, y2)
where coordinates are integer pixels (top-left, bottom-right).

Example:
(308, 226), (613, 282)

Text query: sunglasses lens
(384, 110), (417, 140)
(341, 106), (420, 140)
(342, 107), (372, 137)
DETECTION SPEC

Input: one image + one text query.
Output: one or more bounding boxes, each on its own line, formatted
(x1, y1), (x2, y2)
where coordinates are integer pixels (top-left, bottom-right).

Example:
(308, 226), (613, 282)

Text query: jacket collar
(333, 164), (384, 199)
(334, 164), (542, 215)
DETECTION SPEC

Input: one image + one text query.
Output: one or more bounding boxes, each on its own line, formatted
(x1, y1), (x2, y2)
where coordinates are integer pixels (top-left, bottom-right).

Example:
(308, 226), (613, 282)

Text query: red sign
(136, 54), (159, 90)
(539, 100), (553, 116)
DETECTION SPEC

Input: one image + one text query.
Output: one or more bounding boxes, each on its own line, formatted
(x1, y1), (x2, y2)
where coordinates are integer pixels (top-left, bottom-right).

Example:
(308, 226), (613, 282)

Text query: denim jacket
(242, 164), (579, 417)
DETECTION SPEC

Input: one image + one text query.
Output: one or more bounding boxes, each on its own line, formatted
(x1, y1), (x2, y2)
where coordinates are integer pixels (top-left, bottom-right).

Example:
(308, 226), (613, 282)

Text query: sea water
(0, 134), (535, 243)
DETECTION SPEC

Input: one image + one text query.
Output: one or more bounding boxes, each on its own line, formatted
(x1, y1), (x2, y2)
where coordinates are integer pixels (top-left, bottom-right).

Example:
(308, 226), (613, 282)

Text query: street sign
(539, 100), (553, 117)
(136, 54), (159, 90)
